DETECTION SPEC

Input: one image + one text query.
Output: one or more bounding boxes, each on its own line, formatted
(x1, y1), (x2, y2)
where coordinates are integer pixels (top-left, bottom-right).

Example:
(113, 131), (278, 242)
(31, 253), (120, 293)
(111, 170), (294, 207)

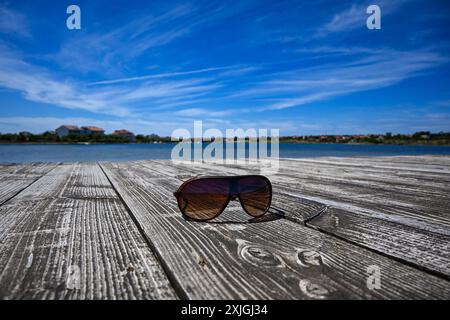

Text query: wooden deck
(0, 156), (449, 299)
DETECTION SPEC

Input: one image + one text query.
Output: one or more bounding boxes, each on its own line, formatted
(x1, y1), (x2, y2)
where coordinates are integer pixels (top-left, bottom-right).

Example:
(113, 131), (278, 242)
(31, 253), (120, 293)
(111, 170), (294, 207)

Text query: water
(1, 143), (450, 163)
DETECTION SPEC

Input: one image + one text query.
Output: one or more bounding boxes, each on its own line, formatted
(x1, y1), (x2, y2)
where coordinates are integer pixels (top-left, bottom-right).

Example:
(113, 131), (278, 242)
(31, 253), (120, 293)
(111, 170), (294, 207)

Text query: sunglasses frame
(173, 175), (273, 221)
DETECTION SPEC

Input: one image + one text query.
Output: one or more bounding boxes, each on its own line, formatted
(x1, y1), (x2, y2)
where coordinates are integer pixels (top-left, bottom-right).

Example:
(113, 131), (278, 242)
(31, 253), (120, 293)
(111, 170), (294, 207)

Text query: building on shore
(56, 125), (105, 138)
(80, 126), (105, 135)
(55, 125), (81, 137)
(112, 129), (136, 142)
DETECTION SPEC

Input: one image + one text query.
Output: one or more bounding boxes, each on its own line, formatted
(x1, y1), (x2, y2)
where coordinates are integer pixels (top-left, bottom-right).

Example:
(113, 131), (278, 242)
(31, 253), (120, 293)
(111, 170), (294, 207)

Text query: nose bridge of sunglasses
(228, 178), (241, 198)
(229, 177), (253, 201)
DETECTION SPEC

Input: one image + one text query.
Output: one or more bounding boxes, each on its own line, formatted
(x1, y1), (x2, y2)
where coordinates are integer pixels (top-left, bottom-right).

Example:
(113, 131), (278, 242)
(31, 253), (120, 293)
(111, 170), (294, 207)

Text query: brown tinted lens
(178, 178), (230, 220)
(238, 176), (271, 217)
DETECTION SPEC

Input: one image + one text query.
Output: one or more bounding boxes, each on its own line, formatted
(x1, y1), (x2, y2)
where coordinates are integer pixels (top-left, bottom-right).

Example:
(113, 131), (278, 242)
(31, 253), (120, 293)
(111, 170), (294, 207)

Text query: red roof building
(55, 125), (81, 137)
(81, 126), (105, 135)
(112, 129), (135, 141)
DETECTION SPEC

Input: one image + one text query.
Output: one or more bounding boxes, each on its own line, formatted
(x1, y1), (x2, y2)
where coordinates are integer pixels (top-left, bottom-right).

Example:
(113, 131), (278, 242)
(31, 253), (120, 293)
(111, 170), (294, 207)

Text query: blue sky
(0, 0), (449, 136)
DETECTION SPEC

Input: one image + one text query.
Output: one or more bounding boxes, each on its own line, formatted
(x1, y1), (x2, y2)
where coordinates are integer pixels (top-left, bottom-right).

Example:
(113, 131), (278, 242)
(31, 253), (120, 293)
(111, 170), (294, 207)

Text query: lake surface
(1, 143), (450, 163)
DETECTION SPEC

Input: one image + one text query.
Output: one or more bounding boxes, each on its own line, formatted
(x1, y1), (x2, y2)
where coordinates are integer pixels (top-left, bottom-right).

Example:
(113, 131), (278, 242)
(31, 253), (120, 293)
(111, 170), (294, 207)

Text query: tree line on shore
(0, 131), (172, 144)
(280, 131), (450, 145)
(0, 130), (449, 145)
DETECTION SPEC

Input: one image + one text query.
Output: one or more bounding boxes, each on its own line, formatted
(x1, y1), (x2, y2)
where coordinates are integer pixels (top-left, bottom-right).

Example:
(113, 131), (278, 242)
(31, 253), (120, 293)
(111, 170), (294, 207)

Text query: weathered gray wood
(306, 207), (450, 278)
(0, 163), (176, 299)
(1, 156), (449, 300)
(0, 163), (57, 205)
(273, 157), (450, 277)
(138, 160), (327, 223)
(183, 157), (450, 229)
(162, 157), (450, 278)
(101, 160), (450, 299)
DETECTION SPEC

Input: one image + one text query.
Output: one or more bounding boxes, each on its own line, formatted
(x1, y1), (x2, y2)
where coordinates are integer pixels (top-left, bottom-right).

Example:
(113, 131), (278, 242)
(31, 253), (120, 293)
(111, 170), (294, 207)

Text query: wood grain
(272, 157), (450, 278)
(178, 157), (450, 229)
(307, 207), (450, 277)
(161, 157), (450, 277)
(0, 163), (57, 205)
(138, 160), (327, 223)
(101, 160), (450, 299)
(0, 163), (176, 299)
(1, 156), (449, 300)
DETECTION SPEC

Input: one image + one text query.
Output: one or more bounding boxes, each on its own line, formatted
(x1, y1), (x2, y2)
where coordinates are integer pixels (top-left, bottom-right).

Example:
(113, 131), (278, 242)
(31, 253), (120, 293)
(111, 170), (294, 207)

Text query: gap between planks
(145, 159), (450, 282)
(97, 162), (188, 300)
(0, 163), (177, 299)
(0, 163), (60, 207)
(99, 162), (448, 298)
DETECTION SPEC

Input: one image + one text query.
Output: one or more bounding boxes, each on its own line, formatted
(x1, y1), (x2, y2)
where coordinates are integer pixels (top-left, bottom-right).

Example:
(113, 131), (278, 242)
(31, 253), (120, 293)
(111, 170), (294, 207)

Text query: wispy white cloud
(316, 1), (407, 37)
(117, 78), (222, 102)
(296, 46), (378, 55)
(317, 4), (363, 36)
(51, 4), (194, 74)
(173, 108), (232, 117)
(230, 48), (447, 111)
(216, 66), (262, 77)
(0, 43), (229, 116)
(2, 107), (448, 137)
(89, 65), (239, 85)
(0, 48), (130, 115)
(433, 99), (450, 107)
(0, 5), (29, 37)
(0, 115), (291, 136)
(0, 116), (175, 135)
(1, 1), (448, 136)
(51, 1), (259, 75)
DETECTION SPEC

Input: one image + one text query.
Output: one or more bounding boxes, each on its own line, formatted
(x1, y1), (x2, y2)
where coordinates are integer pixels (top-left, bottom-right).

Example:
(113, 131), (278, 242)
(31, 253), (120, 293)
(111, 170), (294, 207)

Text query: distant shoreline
(2, 131), (449, 145)
(0, 142), (175, 145)
(1, 141), (450, 146)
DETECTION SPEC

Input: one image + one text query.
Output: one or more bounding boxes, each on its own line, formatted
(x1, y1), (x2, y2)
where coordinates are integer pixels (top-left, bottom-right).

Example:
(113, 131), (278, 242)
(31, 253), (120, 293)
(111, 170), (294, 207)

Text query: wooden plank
(160, 156), (449, 229)
(273, 157), (450, 277)
(139, 160), (327, 223)
(317, 155), (450, 168)
(168, 157), (450, 277)
(307, 207), (450, 278)
(0, 162), (57, 176)
(0, 163), (58, 205)
(101, 160), (450, 299)
(257, 157), (450, 229)
(160, 157), (450, 229)
(0, 163), (177, 299)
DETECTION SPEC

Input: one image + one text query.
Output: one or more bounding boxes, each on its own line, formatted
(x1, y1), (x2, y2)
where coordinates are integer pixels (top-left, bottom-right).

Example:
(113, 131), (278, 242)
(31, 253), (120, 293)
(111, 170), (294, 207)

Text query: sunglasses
(173, 175), (272, 221)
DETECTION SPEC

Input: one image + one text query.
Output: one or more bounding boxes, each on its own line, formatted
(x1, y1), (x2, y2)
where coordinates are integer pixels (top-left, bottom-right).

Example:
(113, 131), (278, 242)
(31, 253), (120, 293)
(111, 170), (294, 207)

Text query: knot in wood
(297, 250), (323, 267)
(238, 240), (283, 268)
